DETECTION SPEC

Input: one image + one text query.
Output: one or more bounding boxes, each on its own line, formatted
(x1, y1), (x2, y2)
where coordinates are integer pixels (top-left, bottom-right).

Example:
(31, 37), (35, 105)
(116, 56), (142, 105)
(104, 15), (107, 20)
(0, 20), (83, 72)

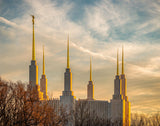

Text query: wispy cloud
(0, 17), (17, 27)
(0, 0), (160, 114)
(72, 42), (115, 61)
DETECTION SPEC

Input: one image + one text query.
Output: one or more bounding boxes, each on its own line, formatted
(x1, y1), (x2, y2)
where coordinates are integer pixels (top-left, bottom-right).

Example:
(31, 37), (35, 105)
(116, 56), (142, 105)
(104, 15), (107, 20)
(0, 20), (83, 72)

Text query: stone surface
(87, 81), (94, 100)
(29, 60), (38, 87)
(40, 74), (49, 100)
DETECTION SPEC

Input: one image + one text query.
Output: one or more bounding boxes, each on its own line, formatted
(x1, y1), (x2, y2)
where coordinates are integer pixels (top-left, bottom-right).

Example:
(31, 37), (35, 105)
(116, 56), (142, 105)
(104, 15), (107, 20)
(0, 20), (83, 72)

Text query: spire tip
(43, 45), (45, 75)
(117, 49), (119, 75)
(90, 56), (92, 81)
(67, 35), (70, 68)
(32, 15), (35, 61)
(122, 45), (124, 75)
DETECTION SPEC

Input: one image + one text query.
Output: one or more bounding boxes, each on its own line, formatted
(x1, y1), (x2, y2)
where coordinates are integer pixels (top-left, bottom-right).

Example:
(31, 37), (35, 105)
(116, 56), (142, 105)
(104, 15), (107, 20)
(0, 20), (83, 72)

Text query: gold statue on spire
(117, 49), (119, 75)
(67, 35), (70, 68)
(31, 15), (35, 60)
(90, 56), (92, 81)
(122, 45), (124, 74)
(31, 15), (34, 24)
(43, 45), (45, 75)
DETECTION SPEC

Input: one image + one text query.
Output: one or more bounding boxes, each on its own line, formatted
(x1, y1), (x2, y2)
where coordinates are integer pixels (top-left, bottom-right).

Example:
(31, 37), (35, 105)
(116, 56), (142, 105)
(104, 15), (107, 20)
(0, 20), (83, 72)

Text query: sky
(0, 0), (160, 114)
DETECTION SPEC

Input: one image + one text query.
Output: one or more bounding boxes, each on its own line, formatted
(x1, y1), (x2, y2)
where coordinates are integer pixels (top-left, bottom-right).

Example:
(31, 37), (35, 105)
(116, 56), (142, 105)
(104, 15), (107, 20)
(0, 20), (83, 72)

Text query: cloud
(0, 17), (17, 27)
(72, 42), (115, 61)
(0, 0), (160, 114)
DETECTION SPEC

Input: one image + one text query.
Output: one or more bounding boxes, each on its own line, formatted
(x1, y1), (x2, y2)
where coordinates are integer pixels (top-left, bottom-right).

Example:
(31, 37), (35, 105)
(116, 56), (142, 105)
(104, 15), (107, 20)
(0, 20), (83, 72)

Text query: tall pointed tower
(120, 46), (130, 126)
(113, 49), (123, 100)
(111, 49), (126, 126)
(60, 35), (75, 126)
(87, 57), (94, 100)
(29, 15), (38, 88)
(29, 15), (43, 100)
(121, 46), (127, 100)
(40, 46), (49, 100)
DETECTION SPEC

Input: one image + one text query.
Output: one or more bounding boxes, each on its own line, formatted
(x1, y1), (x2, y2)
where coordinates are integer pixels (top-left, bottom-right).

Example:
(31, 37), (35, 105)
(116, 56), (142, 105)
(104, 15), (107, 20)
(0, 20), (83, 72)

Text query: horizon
(0, 0), (160, 114)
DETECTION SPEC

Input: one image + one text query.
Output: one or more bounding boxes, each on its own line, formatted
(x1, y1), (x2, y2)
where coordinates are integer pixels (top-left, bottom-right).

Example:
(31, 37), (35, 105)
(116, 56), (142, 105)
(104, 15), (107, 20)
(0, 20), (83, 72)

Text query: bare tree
(131, 112), (160, 126)
(75, 100), (111, 126)
(0, 78), (63, 126)
(75, 100), (90, 126)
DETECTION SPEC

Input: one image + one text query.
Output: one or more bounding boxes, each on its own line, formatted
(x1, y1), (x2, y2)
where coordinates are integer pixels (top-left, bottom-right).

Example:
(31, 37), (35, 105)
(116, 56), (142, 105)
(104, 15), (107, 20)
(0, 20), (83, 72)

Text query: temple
(28, 16), (130, 126)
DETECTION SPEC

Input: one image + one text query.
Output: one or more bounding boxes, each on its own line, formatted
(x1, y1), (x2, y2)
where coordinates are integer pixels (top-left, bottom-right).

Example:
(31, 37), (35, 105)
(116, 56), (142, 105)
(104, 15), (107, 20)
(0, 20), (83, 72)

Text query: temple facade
(28, 16), (130, 126)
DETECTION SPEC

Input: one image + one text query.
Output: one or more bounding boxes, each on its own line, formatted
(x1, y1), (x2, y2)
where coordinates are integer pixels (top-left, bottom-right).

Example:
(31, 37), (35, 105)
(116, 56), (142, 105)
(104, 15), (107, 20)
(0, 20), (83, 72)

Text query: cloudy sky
(0, 0), (160, 114)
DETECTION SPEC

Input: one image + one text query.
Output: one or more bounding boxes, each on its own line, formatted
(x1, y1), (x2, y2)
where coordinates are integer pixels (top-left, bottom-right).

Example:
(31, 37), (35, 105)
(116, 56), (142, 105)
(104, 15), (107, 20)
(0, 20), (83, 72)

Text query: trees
(75, 100), (90, 126)
(131, 112), (160, 126)
(0, 78), (62, 126)
(0, 78), (14, 125)
(75, 100), (111, 126)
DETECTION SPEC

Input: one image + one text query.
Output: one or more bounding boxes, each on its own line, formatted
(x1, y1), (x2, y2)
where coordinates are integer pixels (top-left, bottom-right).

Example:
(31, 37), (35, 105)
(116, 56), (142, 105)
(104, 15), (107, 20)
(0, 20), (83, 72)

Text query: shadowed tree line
(0, 78), (160, 126)
(0, 78), (67, 126)
(131, 113), (160, 126)
(75, 100), (111, 126)
(75, 100), (160, 126)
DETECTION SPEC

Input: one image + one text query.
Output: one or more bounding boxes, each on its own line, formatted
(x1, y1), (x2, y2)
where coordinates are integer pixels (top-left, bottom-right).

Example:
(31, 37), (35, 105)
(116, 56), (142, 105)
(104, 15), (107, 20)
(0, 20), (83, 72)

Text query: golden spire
(122, 45), (124, 74)
(90, 56), (92, 81)
(31, 15), (35, 60)
(67, 35), (70, 68)
(117, 49), (119, 75)
(43, 45), (45, 75)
